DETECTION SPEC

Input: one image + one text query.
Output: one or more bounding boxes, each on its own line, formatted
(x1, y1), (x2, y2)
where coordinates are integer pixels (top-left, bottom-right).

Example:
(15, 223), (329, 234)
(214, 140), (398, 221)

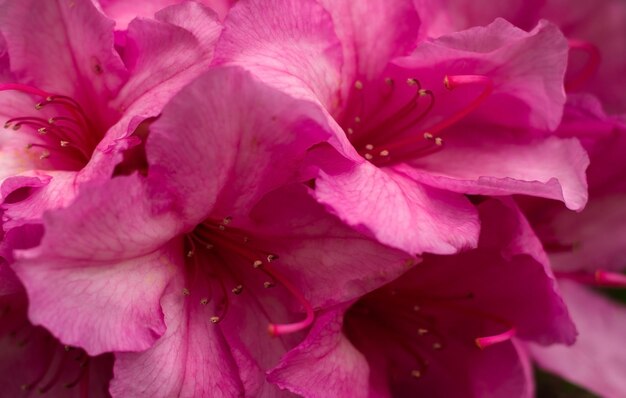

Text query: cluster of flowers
(0, 0), (624, 397)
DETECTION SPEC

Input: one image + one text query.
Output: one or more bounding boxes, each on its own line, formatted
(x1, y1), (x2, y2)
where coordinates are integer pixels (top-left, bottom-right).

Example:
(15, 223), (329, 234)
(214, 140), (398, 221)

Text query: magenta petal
(318, 0), (419, 89)
(530, 281), (626, 398)
(110, 281), (246, 397)
(146, 66), (329, 225)
(0, 0), (127, 114)
(213, 0), (343, 107)
(268, 304), (371, 398)
(246, 184), (418, 307)
(11, 175), (182, 354)
(111, 2), (222, 126)
(315, 160), (480, 255)
(395, 18), (569, 131)
(401, 131), (590, 211)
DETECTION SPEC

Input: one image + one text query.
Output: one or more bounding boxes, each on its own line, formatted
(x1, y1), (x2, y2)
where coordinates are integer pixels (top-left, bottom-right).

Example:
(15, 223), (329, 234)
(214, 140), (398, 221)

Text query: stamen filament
(267, 265), (315, 336)
(555, 270), (626, 288)
(475, 327), (516, 349)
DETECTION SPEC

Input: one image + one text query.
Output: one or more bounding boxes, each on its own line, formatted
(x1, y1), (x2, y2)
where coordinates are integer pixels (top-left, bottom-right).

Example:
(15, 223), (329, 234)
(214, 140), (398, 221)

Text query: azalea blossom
(12, 66), (418, 397)
(268, 199), (576, 397)
(0, 0), (221, 251)
(214, 0), (589, 256)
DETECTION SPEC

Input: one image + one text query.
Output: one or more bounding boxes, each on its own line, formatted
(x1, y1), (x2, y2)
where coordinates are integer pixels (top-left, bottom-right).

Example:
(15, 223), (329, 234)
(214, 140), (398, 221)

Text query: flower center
(346, 288), (515, 381)
(341, 74), (493, 166)
(183, 217), (314, 336)
(0, 83), (98, 169)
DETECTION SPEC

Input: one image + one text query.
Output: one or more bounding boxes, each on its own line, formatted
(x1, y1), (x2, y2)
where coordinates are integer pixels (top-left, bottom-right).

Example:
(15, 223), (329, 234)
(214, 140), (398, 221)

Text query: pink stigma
(475, 327), (516, 349)
(266, 265), (315, 337)
(566, 40), (601, 91)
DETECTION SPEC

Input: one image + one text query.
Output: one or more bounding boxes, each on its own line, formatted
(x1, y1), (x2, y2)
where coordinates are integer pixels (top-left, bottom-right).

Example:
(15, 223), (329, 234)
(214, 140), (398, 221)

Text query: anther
(39, 151), (50, 160)
(423, 132), (433, 140)
(263, 281), (275, 288)
(4, 122), (11, 128)
(218, 225), (226, 231)
(222, 216), (232, 225)
(200, 298), (209, 305)
(232, 285), (243, 295)
(354, 81), (364, 90)
(12, 124), (20, 130)
(347, 127), (354, 135)
(210, 316), (220, 324)
(418, 89), (428, 96)
(434, 137), (443, 146)
(407, 78), (419, 86)
(365, 144), (374, 150)
(364, 153), (373, 160)
(253, 260), (263, 268)
(37, 127), (47, 134)
(267, 254), (278, 262)
(60, 140), (69, 147)
(354, 116), (361, 123)
(182, 288), (190, 296)
(413, 305), (420, 312)
(418, 328), (428, 335)
(186, 250), (195, 258)
(34, 103), (44, 110)
(411, 370), (422, 379)
(379, 150), (389, 157)
(432, 343), (442, 350)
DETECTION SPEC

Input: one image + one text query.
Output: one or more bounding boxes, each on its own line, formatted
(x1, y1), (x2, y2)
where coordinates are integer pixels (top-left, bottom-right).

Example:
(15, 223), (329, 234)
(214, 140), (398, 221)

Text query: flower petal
(268, 304), (371, 398)
(213, 0), (343, 108)
(400, 131), (589, 211)
(315, 160), (480, 255)
(394, 18), (569, 131)
(0, 0), (127, 116)
(529, 281), (626, 398)
(11, 175), (182, 354)
(146, 66), (329, 225)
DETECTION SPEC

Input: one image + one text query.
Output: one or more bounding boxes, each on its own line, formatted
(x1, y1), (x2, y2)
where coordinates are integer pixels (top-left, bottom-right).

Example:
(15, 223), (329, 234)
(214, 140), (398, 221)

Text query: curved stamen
(0, 83), (50, 98)
(370, 75), (493, 161)
(475, 327), (516, 349)
(266, 264), (315, 336)
(566, 40), (601, 91)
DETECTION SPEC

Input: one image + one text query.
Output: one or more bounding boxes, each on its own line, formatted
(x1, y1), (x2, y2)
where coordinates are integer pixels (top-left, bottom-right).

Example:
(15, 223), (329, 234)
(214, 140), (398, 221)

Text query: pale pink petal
(400, 132), (589, 211)
(0, 0), (127, 119)
(315, 160), (480, 255)
(146, 66), (329, 225)
(394, 19), (568, 131)
(268, 304), (371, 398)
(317, 0), (419, 98)
(11, 175), (183, 354)
(529, 281), (626, 398)
(213, 0), (343, 108)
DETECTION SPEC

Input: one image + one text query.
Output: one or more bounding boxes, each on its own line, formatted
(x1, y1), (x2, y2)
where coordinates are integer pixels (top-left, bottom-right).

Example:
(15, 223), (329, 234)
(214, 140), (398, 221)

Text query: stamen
(475, 327), (516, 349)
(566, 40), (601, 91)
(267, 265), (315, 336)
(369, 74), (492, 162)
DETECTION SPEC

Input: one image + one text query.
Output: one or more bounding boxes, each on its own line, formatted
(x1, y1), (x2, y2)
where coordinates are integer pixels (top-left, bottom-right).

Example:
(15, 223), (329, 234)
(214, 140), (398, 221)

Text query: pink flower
(214, 0), (589, 255)
(0, 0), (221, 250)
(268, 198), (576, 397)
(520, 95), (626, 397)
(0, 269), (113, 396)
(13, 67), (418, 396)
